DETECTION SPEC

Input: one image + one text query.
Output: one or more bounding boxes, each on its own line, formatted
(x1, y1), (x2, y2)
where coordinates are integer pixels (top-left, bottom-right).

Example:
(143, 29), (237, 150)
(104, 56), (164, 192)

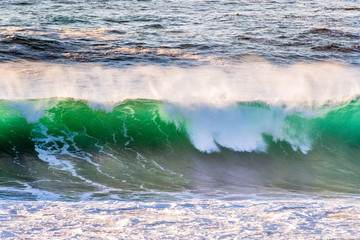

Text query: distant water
(1, 0), (359, 66)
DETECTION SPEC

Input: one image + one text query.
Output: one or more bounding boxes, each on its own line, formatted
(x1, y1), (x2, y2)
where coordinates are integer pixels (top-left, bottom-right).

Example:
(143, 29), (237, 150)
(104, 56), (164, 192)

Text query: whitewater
(1, 0), (360, 238)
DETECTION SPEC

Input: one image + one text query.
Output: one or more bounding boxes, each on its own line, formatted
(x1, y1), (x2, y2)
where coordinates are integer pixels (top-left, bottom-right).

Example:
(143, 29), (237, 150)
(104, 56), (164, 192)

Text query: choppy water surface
(0, 0), (359, 65)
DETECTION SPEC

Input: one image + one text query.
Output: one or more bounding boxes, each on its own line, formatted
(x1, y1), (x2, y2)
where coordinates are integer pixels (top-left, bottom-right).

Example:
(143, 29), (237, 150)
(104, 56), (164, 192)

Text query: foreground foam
(1, 198), (360, 239)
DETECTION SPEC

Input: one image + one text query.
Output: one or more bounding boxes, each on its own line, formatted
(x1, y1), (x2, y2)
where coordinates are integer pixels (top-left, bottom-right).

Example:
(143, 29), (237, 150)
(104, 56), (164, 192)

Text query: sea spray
(0, 61), (359, 105)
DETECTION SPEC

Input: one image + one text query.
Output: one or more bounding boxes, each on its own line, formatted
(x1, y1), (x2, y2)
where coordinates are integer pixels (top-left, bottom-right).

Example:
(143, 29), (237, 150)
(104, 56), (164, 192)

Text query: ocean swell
(1, 61), (360, 199)
(1, 98), (360, 155)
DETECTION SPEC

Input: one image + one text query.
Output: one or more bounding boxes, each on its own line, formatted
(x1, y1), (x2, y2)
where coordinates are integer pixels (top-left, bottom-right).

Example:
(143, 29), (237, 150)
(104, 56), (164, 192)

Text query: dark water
(1, 0), (360, 200)
(1, 0), (359, 65)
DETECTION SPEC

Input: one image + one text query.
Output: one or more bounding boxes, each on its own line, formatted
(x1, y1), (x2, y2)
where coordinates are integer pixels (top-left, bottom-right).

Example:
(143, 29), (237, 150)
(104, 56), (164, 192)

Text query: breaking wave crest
(2, 61), (360, 199)
(0, 98), (355, 155)
(0, 61), (360, 105)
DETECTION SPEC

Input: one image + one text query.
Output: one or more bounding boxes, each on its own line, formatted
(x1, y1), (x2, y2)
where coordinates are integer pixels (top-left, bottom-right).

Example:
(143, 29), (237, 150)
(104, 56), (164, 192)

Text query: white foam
(88, 101), (115, 112)
(0, 61), (359, 106)
(0, 183), (61, 201)
(32, 124), (119, 198)
(160, 103), (312, 153)
(1, 198), (360, 239)
(9, 99), (57, 123)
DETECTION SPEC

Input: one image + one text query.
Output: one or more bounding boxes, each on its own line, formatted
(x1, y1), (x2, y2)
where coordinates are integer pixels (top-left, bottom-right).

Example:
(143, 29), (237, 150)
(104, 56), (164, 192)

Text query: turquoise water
(2, 98), (360, 200)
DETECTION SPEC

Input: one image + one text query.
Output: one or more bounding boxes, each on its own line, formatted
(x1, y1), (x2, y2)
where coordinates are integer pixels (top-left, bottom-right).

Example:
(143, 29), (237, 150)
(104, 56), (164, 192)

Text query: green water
(1, 98), (360, 200)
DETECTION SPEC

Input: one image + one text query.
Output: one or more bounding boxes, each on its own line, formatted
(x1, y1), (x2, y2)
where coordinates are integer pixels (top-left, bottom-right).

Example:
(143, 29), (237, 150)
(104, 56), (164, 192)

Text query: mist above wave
(0, 60), (359, 108)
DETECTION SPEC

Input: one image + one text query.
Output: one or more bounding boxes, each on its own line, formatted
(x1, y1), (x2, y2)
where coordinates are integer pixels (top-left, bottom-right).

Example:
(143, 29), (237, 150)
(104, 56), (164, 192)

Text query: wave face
(1, 61), (360, 200)
(2, 95), (360, 200)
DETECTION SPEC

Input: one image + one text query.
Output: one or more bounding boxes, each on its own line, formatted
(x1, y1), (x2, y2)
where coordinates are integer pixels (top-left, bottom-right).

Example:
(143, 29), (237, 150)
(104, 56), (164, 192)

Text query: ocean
(1, 0), (360, 238)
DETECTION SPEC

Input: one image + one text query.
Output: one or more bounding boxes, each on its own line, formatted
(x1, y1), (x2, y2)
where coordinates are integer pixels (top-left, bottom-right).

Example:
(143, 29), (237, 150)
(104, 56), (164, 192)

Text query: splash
(0, 61), (359, 108)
